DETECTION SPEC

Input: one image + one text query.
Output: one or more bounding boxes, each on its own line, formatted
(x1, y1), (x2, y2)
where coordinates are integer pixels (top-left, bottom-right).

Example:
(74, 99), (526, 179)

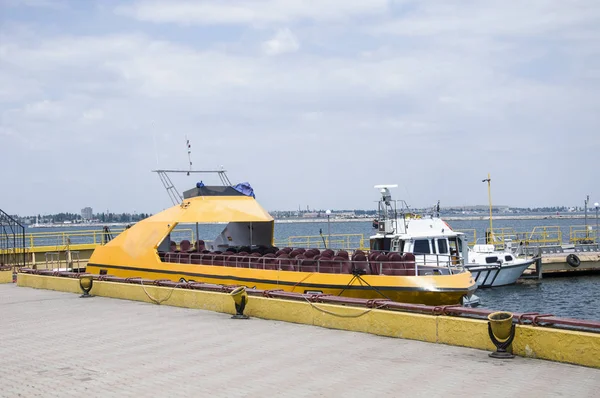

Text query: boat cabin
(370, 217), (468, 266)
(369, 185), (468, 267)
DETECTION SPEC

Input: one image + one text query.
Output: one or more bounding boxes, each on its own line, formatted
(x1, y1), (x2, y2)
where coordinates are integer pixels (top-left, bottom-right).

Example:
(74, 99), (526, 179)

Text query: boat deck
(2, 284), (598, 397)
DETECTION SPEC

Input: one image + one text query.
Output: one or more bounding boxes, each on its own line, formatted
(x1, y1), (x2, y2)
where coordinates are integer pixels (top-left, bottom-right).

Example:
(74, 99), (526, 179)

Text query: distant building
(81, 207), (93, 220)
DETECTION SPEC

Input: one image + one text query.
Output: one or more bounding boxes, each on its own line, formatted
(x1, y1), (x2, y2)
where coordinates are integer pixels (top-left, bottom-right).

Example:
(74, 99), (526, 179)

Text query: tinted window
(414, 240), (430, 254)
(485, 256), (499, 264)
(437, 239), (448, 254)
(505, 255), (513, 261)
(370, 239), (382, 250)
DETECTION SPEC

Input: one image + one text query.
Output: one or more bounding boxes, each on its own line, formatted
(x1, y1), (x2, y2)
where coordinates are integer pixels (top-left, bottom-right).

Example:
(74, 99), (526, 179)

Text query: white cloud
(1, 1), (599, 214)
(262, 28), (299, 55)
(81, 108), (104, 122)
(376, 1), (600, 38)
(1, 0), (67, 8)
(115, 0), (389, 25)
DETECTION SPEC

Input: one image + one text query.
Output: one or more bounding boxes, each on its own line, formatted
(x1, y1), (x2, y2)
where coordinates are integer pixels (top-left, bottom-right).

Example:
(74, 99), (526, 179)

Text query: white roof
(371, 217), (463, 240)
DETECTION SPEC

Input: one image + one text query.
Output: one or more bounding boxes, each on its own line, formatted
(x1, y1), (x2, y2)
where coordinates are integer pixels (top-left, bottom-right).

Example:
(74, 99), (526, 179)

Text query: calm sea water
(27, 217), (600, 321)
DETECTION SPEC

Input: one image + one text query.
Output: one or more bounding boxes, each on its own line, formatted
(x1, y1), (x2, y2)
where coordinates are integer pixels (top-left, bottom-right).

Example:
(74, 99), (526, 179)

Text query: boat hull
(466, 259), (535, 287)
(86, 261), (477, 306)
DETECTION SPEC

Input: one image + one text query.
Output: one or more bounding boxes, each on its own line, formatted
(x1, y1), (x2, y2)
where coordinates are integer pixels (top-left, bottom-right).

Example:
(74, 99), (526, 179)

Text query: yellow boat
(87, 184), (477, 305)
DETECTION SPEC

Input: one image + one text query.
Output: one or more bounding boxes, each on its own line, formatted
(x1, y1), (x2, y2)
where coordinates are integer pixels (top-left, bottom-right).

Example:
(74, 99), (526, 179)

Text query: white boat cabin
(370, 217), (469, 266)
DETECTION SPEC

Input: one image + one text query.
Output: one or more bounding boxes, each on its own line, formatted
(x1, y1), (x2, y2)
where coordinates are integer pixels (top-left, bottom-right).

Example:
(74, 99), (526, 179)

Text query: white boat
(466, 244), (536, 287)
(369, 185), (534, 288)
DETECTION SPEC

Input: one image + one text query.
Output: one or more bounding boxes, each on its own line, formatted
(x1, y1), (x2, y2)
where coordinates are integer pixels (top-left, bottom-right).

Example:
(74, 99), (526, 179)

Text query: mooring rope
(140, 279), (175, 305)
(302, 296), (387, 318)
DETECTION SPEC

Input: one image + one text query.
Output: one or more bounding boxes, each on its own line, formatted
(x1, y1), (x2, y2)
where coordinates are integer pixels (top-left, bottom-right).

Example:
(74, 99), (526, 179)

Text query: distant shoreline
(25, 213), (595, 228)
(276, 214), (593, 223)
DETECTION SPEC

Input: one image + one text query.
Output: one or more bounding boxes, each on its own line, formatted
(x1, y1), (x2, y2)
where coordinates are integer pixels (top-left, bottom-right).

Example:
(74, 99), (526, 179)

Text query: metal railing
(274, 234), (368, 251)
(485, 228), (518, 246)
(0, 228), (126, 249)
(518, 226), (563, 246)
(158, 251), (465, 277)
(0, 227), (200, 250)
(454, 229), (477, 246)
(569, 225), (598, 244)
(0, 209), (26, 269)
(479, 226), (563, 248)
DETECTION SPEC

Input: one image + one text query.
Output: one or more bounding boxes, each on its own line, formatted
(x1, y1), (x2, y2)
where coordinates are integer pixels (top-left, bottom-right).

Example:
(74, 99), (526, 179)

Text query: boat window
(437, 239), (448, 254)
(414, 239), (431, 254)
(397, 240), (405, 253)
(449, 237), (458, 254)
(431, 239), (437, 254)
(383, 237), (392, 252)
(505, 255), (513, 261)
(485, 256), (499, 264)
(457, 237), (463, 253)
(370, 238), (383, 251)
(157, 234), (172, 253)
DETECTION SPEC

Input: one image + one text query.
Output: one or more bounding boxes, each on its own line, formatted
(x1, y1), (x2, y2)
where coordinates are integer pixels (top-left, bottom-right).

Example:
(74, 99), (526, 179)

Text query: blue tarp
(233, 182), (256, 198)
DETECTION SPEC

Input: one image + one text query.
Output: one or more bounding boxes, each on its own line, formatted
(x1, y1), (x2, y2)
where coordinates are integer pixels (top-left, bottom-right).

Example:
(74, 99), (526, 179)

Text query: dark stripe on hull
(466, 260), (534, 288)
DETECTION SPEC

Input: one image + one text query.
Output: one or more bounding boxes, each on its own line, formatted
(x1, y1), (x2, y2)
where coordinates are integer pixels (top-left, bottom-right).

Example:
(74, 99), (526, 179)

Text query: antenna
(152, 169), (232, 205)
(374, 184), (398, 205)
(373, 184), (398, 234)
(186, 136), (192, 176)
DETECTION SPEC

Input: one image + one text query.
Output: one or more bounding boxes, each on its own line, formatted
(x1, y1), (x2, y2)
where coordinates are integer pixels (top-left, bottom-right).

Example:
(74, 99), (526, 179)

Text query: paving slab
(1, 284), (599, 397)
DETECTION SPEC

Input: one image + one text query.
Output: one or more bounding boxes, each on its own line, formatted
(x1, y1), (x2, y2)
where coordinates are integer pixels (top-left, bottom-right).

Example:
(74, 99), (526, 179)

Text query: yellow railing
(274, 234), (368, 251)
(0, 227), (202, 251)
(0, 228), (127, 250)
(514, 226), (562, 246)
(485, 228), (518, 246)
(454, 229), (477, 246)
(458, 226), (565, 248)
(569, 225), (598, 244)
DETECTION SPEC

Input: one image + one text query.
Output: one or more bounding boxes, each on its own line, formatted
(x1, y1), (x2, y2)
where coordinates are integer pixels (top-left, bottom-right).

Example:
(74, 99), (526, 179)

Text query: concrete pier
(1, 284), (599, 397)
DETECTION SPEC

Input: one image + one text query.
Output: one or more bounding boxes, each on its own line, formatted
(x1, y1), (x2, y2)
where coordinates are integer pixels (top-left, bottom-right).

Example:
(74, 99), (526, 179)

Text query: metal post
(482, 174), (493, 244)
(327, 215), (331, 247)
(595, 203), (599, 243)
(326, 210), (331, 248)
(585, 195), (589, 238)
(535, 247), (543, 280)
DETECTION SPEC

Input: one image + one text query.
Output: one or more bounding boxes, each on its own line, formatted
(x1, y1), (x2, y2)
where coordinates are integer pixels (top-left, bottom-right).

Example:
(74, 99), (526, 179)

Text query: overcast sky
(1, 0), (599, 216)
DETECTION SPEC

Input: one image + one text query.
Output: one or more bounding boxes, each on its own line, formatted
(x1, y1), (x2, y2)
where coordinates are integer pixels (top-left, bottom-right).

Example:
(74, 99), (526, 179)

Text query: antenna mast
(482, 173), (493, 244)
(152, 137), (232, 205)
(374, 184), (398, 234)
(186, 136), (192, 176)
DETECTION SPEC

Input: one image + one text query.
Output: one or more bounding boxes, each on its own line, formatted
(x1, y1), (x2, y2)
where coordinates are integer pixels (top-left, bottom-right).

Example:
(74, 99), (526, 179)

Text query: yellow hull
(85, 193), (477, 306)
(86, 261), (476, 306)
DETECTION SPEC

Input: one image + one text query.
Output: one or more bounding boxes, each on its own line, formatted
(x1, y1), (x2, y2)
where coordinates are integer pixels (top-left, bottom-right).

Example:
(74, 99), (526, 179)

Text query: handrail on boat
(274, 234), (368, 251)
(158, 250), (465, 277)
